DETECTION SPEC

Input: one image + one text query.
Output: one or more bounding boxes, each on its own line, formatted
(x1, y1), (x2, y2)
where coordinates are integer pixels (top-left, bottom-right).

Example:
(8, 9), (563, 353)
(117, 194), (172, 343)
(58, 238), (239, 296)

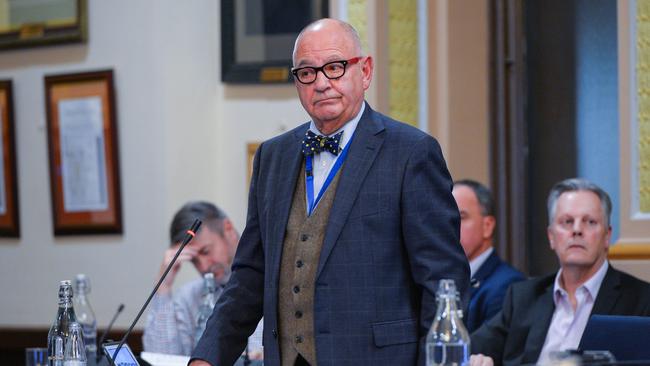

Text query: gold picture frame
(0, 0), (87, 50)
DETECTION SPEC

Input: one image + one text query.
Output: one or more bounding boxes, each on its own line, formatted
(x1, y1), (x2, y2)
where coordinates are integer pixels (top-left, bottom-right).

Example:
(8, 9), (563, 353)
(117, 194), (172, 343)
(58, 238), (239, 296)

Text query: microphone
(109, 219), (202, 365)
(96, 303), (125, 362)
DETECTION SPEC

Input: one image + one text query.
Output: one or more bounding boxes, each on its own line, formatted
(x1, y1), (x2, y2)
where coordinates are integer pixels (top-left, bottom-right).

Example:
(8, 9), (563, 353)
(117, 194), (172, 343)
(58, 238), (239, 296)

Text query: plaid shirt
(143, 277), (263, 355)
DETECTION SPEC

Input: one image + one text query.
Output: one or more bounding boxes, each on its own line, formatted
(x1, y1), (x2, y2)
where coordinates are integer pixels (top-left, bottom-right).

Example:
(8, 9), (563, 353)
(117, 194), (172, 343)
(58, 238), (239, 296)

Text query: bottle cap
(59, 280), (73, 299)
(74, 273), (91, 294)
(436, 279), (458, 296)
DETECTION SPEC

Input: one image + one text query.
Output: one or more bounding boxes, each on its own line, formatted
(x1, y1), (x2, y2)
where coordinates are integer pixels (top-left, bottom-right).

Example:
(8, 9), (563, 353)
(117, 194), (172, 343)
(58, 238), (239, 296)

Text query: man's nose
(572, 221), (584, 236)
(313, 70), (331, 90)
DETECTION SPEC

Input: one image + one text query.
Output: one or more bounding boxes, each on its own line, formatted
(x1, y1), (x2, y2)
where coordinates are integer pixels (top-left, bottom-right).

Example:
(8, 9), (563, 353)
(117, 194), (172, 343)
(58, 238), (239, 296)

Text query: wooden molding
(608, 243), (650, 260)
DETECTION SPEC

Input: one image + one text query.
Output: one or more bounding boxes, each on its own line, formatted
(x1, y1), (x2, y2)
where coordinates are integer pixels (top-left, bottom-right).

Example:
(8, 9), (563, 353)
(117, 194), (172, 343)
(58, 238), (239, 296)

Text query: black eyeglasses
(291, 57), (363, 84)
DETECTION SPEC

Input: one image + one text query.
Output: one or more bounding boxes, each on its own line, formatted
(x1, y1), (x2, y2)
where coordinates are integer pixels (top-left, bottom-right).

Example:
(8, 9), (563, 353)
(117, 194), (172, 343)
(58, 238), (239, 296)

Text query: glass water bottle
(47, 280), (77, 366)
(426, 279), (470, 366)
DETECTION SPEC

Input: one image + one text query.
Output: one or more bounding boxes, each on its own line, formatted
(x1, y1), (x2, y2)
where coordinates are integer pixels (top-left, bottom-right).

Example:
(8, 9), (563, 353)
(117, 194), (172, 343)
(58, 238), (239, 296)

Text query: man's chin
(562, 257), (598, 269)
(313, 109), (341, 121)
(204, 265), (230, 283)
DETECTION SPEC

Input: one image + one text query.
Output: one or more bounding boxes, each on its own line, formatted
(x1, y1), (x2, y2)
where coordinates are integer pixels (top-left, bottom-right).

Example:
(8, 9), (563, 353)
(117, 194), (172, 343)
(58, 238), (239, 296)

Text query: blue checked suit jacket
(192, 103), (470, 366)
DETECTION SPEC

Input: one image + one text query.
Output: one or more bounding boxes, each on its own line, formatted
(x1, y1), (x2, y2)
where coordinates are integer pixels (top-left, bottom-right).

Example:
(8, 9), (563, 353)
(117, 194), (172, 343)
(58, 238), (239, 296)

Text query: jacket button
(295, 310), (303, 318)
(293, 285), (300, 294)
(300, 234), (309, 241)
(295, 335), (303, 343)
(296, 260), (304, 268)
(272, 329), (277, 338)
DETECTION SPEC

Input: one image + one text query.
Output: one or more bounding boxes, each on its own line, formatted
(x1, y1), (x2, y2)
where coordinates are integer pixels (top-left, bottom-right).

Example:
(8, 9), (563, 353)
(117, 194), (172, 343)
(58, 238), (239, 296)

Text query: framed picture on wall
(0, 80), (20, 237)
(44, 70), (122, 235)
(0, 0), (88, 50)
(221, 0), (329, 83)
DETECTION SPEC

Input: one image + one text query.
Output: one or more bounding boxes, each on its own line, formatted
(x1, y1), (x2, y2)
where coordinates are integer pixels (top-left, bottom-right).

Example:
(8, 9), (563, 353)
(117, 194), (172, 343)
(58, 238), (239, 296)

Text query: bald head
(290, 17), (373, 135)
(292, 18), (363, 65)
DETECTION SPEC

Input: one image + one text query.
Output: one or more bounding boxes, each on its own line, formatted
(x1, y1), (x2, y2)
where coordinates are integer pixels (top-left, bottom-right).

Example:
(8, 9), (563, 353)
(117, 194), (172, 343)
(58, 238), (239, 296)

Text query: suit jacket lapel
(316, 104), (385, 279)
(269, 125), (307, 286)
(471, 251), (501, 296)
(523, 283), (555, 363)
(591, 266), (620, 315)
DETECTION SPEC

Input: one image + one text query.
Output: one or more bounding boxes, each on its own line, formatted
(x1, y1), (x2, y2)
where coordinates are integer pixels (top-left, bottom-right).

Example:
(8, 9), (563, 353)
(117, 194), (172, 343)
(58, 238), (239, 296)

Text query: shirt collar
(469, 247), (494, 278)
(553, 260), (609, 304)
(308, 102), (365, 151)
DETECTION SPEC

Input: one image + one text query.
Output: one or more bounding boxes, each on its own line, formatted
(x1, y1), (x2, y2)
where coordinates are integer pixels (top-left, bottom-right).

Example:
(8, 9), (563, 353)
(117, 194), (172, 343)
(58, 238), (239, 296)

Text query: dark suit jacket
(471, 265), (650, 366)
(192, 104), (470, 366)
(466, 251), (525, 332)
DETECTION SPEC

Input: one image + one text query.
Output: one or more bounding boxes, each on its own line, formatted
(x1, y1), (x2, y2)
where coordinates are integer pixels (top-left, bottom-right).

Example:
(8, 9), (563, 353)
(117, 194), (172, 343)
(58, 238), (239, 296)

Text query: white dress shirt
(306, 102), (365, 210)
(469, 247), (494, 278)
(537, 260), (609, 364)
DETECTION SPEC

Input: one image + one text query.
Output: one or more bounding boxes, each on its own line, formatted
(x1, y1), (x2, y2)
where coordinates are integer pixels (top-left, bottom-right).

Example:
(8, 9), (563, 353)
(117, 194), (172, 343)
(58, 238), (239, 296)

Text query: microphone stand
(108, 219), (202, 365)
(96, 303), (124, 364)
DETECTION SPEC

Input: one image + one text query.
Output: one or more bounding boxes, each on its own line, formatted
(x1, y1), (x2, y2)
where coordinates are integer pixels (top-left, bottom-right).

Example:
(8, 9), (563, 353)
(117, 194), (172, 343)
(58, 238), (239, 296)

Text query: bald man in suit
(191, 18), (469, 366)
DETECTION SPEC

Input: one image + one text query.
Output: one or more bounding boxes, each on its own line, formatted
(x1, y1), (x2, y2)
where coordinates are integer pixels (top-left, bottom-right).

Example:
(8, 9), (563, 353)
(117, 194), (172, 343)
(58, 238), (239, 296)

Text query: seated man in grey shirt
(143, 201), (263, 358)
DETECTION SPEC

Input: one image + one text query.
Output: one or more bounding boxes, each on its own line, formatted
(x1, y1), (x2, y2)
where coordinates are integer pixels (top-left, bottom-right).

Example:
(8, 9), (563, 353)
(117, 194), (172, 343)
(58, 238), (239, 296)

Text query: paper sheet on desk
(140, 352), (190, 366)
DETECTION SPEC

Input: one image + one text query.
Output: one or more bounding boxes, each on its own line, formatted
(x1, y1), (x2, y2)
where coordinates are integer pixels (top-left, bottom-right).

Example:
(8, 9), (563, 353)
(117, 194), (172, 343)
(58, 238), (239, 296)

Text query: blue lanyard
(305, 132), (355, 216)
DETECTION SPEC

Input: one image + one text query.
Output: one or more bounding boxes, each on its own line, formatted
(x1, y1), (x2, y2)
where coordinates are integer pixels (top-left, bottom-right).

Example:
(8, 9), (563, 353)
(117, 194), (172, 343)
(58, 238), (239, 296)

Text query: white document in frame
(58, 96), (109, 212)
(0, 105), (6, 215)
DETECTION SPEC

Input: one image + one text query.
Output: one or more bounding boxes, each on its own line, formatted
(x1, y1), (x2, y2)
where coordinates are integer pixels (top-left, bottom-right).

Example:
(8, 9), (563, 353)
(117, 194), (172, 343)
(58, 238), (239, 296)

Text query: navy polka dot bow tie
(301, 130), (344, 156)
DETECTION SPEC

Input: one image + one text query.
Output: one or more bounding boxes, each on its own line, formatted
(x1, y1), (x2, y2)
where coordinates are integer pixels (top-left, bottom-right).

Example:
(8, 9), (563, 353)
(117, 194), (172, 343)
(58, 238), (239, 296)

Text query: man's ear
(361, 56), (374, 90)
(482, 215), (496, 240)
(222, 219), (238, 245)
(547, 226), (555, 250)
(223, 218), (233, 232)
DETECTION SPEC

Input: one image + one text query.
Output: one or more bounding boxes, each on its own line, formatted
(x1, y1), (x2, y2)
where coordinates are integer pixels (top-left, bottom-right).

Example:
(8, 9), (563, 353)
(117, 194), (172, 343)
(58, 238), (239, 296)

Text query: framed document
(0, 80), (20, 237)
(44, 70), (122, 235)
(221, 0), (329, 83)
(0, 0), (87, 50)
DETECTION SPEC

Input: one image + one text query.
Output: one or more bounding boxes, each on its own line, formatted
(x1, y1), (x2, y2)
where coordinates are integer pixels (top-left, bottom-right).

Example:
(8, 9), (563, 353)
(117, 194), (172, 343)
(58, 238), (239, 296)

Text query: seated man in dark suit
(470, 178), (650, 366)
(452, 180), (525, 332)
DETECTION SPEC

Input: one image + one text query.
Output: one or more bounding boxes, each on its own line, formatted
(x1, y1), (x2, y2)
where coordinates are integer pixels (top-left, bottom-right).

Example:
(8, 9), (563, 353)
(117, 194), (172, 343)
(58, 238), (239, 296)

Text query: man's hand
(248, 348), (264, 360)
(157, 243), (198, 295)
(469, 354), (494, 366)
(188, 360), (211, 366)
